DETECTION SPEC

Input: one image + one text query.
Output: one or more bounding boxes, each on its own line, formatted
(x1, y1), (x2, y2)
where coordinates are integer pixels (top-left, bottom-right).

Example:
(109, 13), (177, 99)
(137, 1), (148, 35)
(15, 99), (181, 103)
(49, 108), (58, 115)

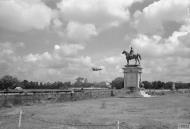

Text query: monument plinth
(121, 48), (151, 97)
(123, 65), (142, 92)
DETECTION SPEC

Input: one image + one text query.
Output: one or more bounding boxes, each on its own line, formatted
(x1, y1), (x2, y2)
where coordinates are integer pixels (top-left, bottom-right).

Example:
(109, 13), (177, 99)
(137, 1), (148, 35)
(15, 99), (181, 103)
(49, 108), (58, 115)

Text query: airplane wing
(92, 67), (102, 71)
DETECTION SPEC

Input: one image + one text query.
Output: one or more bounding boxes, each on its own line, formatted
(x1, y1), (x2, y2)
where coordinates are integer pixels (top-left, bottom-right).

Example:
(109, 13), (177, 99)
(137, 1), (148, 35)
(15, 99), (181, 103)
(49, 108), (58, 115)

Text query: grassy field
(0, 94), (190, 129)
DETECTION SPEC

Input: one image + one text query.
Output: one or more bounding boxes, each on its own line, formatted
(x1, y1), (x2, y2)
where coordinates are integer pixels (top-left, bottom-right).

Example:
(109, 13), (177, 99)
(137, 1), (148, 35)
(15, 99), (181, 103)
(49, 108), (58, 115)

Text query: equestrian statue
(122, 47), (141, 65)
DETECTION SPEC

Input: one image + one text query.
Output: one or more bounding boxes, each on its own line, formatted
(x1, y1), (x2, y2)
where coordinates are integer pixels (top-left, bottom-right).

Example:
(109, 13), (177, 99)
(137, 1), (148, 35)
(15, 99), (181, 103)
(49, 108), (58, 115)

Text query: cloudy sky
(0, 0), (190, 82)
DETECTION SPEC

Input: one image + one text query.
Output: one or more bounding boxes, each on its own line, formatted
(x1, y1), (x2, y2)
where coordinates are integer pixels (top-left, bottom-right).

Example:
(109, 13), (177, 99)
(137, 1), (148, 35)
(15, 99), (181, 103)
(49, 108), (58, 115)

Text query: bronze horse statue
(122, 50), (141, 65)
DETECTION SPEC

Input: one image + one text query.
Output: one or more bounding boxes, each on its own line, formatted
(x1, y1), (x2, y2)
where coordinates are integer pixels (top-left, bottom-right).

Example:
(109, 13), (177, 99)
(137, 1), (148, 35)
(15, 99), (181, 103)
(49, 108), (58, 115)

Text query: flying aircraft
(92, 67), (102, 71)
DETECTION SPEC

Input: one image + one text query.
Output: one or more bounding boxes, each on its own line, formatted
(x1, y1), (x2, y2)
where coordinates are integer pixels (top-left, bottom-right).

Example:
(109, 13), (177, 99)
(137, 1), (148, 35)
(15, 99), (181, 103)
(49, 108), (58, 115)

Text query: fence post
(18, 109), (23, 129)
(116, 120), (119, 129)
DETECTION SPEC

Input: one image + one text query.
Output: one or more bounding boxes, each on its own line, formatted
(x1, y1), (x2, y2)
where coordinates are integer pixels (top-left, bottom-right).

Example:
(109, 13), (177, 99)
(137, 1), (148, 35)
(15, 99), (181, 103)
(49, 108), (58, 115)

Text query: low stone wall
(0, 89), (114, 107)
(1, 89), (190, 107)
(145, 89), (190, 96)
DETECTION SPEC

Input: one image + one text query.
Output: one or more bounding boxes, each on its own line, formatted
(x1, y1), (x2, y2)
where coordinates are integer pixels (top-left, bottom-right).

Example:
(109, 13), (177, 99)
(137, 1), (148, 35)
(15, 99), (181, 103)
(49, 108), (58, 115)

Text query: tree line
(111, 77), (190, 90)
(0, 75), (109, 90)
(0, 75), (190, 90)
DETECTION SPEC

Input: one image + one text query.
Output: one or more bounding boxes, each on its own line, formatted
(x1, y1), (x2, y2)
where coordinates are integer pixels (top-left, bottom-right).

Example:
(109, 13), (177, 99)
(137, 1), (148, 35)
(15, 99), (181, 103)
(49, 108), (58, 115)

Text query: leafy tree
(142, 81), (152, 89)
(73, 77), (86, 87)
(111, 77), (124, 89)
(93, 81), (108, 88)
(175, 82), (190, 89)
(76, 77), (85, 83)
(83, 82), (93, 88)
(61, 81), (71, 89)
(152, 81), (165, 89)
(165, 82), (173, 89)
(0, 75), (20, 90)
(21, 80), (29, 89)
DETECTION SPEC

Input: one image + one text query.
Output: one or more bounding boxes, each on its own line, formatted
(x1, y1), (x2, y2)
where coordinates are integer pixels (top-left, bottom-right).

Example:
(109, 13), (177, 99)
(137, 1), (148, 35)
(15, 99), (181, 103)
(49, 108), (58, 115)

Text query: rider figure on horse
(130, 47), (134, 58)
(122, 46), (141, 65)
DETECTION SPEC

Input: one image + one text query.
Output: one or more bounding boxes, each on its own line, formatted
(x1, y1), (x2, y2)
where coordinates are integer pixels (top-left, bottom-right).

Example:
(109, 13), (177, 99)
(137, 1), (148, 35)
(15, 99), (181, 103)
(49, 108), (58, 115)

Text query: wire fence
(29, 114), (132, 129)
(0, 109), (132, 129)
(0, 108), (177, 129)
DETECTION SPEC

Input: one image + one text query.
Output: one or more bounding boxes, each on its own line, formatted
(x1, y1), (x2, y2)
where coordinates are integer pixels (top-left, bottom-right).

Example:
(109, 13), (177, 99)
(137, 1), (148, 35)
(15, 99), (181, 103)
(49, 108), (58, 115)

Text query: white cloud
(141, 57), (190, 82)
(68, 56), (94, 67)
(0, 42), (90, 82)
(66, 21), (97, 41)
(130, 22), (190, 82)
(24, 54), (39, 62)
(52, 18), (63, 28)
(57, 0), (142, 28)
(24, 52), (52, 63)
(0, 39), (190, 82)
(0, 0), (54, 31)
(0, 42), (24, 77)
(132, 24), (190, 58)
(54, 44), (60, 50)
(20, 43), (96, 81)
(0, 43), (14, 55)
(0, 0), (190, 82)
(0, 42), (25, 55)
(104, 56), (122, 64)
(133, 0), (190, 35)
(132, 34), (174, 57)
(54, 43), (85, 56)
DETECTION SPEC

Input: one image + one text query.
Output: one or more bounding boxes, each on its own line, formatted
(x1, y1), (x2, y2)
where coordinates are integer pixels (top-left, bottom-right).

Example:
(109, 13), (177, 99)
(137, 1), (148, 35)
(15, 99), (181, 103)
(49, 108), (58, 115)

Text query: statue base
(123, 65), (142, 92)
(124, 64), (140, 67)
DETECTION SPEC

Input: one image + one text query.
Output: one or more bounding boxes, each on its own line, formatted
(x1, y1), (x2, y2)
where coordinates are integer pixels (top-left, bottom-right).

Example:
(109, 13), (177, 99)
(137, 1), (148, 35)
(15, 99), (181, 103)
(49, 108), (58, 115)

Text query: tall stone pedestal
(123, 65), (142, 92)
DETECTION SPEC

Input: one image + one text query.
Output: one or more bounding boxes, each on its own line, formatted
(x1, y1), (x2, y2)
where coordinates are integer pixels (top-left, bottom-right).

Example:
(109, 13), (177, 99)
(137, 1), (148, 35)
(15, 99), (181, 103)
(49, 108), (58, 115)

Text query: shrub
(111, 77), (124, 89)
